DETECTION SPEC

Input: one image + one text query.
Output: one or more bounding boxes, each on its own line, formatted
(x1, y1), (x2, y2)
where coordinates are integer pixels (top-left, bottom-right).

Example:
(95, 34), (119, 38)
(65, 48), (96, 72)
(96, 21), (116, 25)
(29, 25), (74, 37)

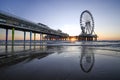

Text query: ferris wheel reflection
(80, 46), (95, 73)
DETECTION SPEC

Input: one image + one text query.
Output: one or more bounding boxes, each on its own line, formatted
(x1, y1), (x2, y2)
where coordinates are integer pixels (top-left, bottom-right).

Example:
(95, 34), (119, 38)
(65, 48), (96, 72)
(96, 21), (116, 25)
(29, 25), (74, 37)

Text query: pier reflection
(3, 44), (46, 54)
(5, 44), (8, 56)
(80, 45), (95, 73)
(0, 45), (54, 67)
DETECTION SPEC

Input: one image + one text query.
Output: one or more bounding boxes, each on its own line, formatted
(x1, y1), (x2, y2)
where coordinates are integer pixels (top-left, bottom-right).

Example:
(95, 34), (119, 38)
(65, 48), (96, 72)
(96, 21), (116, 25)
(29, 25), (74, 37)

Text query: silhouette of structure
(79, 10), (97, 41)
(0, 10), (69, 46)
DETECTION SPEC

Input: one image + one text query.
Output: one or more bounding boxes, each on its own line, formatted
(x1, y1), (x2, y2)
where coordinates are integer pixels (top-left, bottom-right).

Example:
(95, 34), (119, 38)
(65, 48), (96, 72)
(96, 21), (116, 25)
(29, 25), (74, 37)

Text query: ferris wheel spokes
(80, 10), (94, 35)
(79, 10), (98, 41)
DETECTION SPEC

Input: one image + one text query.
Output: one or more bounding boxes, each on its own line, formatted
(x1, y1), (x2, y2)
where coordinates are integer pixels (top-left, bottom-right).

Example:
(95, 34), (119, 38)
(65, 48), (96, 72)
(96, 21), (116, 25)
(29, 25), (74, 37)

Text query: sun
(70, 37), (76, 42)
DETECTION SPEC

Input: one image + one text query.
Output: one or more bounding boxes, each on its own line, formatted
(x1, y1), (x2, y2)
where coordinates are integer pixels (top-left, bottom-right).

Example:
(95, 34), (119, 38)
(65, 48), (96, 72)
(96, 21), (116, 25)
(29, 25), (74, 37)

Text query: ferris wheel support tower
(79, 10), (98, 41)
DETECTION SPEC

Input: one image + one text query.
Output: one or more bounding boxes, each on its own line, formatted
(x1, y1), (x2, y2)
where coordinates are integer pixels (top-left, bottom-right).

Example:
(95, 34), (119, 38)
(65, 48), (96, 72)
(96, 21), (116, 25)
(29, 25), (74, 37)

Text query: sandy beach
(0, 41), (120, 80)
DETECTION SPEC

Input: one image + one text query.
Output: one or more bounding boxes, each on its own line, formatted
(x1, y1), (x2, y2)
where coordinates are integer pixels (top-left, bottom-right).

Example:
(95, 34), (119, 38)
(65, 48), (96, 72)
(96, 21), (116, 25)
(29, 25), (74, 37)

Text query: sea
(0, 40), (120, 80)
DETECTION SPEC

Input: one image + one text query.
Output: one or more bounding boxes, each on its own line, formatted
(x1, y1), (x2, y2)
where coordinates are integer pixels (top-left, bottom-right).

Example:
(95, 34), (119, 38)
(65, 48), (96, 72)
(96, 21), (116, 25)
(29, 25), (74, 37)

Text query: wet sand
(0, 41), (120, 80)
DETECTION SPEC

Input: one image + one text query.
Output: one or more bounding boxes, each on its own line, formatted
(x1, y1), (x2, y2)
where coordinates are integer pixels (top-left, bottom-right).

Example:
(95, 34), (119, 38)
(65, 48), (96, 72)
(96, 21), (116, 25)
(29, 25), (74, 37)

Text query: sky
(0, 0), (120, 40)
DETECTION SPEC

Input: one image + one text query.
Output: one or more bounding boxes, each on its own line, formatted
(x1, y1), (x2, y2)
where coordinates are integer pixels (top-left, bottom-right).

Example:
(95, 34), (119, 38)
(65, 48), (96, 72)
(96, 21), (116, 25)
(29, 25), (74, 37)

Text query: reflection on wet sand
(1, 45), (46, 55)
(0, 45), (54, 67)
(80, 46), (95, 73)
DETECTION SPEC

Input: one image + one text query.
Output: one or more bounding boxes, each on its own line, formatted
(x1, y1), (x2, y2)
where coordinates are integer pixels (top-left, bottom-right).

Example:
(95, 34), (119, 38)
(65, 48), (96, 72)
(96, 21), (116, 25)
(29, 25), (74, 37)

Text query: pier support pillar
(39, 33), (41, 45)
(12, 28), (15, 46)
(5, 29), (8, 52)
(6, 29), (8, 45)
(46, 34), (48, 41)
(30, 31), (32, 48)
(12, 28), (15, 52)
(24, 31), (26, 50)
(42, 34), (44, 42)
(46, 34), (49, 41)
(24, 31), (26, 45)
(34, 33), (36, 49)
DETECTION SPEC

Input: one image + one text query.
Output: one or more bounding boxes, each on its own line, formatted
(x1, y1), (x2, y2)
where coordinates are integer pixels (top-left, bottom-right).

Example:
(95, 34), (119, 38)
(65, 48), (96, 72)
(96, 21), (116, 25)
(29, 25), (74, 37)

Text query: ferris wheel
(80, 10), (94, 35)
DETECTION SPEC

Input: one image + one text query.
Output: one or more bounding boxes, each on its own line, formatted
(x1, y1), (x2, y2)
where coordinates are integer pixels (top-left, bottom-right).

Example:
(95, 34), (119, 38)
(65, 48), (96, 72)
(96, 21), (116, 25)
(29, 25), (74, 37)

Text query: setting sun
(69, 36), (77, 42)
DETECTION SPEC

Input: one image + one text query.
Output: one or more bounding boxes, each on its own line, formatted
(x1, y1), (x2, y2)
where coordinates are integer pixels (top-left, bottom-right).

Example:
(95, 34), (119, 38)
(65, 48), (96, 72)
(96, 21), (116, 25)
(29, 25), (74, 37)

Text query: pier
(0, 11), (69, 46)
